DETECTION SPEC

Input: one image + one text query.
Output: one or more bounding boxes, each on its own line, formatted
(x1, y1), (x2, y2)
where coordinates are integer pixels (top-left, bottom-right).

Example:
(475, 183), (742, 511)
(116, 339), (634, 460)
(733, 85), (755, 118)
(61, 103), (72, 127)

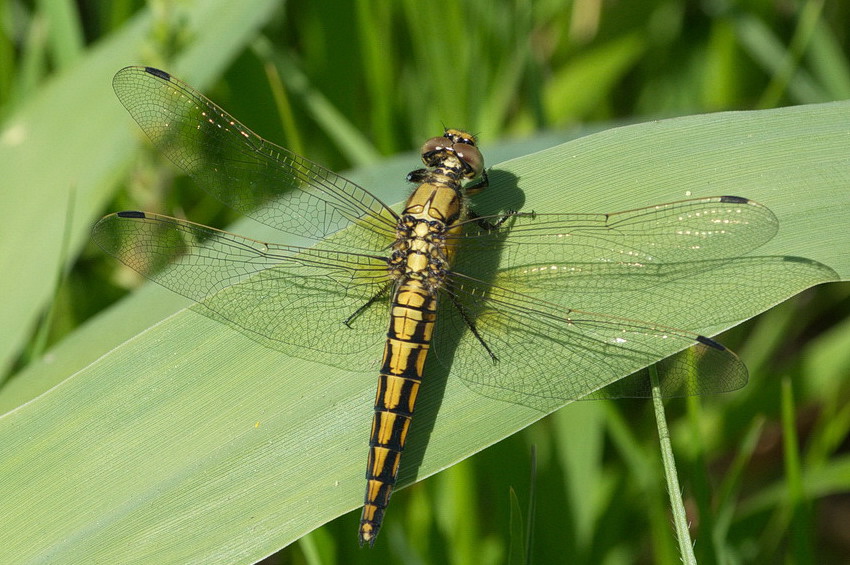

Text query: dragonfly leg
(447, 288), (499, 363)
(469, 207), (526, 231)
(345, 282), (393, 329)
(406, 168), (428, 184)
(463, 170), (490, 194)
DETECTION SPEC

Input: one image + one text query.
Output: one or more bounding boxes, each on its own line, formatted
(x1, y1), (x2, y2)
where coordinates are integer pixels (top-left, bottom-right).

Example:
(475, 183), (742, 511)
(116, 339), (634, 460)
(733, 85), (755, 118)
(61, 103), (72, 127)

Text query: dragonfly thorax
(389, 213), (451, 290)
(391, 129), (486, 294)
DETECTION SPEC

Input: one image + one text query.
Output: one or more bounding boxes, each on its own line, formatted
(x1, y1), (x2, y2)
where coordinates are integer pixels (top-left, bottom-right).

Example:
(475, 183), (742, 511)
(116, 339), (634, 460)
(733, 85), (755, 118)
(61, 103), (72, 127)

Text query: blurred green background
(2, 1), (850, 563)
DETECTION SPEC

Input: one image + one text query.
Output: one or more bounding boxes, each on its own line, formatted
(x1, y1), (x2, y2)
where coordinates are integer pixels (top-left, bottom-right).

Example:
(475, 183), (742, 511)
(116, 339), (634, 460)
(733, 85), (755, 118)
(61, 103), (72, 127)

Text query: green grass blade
(39, 0), (85, 69)
(508, 487), (526, 565)
(781, 378), (815, 562)
(650, 364), (695, 564)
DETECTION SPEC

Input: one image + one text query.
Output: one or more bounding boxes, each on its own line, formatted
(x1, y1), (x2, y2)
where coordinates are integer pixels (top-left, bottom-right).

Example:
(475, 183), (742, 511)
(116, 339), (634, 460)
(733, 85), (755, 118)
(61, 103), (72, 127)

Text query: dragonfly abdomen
(359, 278), (437, 546)
(359, 129), (485, 546)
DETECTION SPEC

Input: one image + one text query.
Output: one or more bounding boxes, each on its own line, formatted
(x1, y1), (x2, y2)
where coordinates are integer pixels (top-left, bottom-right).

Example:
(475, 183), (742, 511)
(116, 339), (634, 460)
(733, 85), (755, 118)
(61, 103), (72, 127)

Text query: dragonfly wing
(428, 198), (778, 396)
(433, 197), (770, 410)
(93, 211), (391, 359)
(455, 196), (778, 275)
(433, 272), (747, 412)
(112, 66), (398, 247)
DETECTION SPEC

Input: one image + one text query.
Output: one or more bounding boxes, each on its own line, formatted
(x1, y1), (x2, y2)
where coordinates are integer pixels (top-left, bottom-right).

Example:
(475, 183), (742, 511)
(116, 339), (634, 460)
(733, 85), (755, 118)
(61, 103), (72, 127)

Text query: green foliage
(2, 1), (849, 563)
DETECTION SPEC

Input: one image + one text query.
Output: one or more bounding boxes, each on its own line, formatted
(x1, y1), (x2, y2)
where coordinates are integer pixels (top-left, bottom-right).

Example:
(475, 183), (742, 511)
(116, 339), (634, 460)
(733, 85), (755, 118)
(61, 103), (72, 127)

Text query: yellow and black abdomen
(359, 278), (437, 545)
(358, 129), (484, 546)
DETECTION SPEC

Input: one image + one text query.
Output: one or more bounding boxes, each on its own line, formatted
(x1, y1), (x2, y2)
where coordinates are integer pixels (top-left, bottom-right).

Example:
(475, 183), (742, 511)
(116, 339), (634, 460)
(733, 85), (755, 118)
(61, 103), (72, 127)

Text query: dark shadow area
(468, 167), (527, 217)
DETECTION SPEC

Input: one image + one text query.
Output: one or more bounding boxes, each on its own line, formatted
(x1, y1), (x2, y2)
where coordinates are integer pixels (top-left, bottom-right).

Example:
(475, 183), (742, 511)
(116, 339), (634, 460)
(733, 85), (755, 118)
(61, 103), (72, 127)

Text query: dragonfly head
(420, 129), (484, 180)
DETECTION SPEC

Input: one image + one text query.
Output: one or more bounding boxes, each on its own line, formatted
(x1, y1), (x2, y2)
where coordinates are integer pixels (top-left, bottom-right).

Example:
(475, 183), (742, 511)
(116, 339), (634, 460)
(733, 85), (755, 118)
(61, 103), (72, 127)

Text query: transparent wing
(451, 196), (778, 273)
(92, 211), (392, 358)
(112, 66), (398, 247)
(429, 196), (778, 410)
(434, 272), (747, 412)
(445, 196), (777, 320)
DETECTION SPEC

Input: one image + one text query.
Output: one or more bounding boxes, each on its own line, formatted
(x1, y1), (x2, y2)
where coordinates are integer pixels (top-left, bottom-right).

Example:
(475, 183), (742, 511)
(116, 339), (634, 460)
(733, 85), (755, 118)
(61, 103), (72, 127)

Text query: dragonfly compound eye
(452, 142), (484, 178)
(419, 136), (451, 164)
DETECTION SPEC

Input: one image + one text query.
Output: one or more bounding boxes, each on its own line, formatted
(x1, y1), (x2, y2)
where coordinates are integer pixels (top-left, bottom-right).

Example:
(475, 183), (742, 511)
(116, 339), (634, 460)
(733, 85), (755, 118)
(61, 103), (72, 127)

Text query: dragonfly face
(94, 67), (779, 547)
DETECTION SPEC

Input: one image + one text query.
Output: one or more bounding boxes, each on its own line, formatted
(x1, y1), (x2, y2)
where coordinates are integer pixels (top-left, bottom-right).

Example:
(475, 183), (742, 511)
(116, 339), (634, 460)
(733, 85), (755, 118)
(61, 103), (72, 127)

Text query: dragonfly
(93, 66), (779, 547)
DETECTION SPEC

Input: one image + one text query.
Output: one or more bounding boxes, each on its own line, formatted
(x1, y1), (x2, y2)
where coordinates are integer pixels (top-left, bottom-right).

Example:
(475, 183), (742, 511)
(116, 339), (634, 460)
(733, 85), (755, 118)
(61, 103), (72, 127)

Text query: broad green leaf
(2, 101), (848, 562)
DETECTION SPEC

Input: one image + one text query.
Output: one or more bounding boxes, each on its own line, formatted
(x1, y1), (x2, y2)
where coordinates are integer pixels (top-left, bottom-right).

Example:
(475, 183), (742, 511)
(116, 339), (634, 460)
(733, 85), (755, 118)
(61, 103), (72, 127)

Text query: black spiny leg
(406, 168), (429, 184)
(345, 282), (393, 328)
(464, 170), (489, 195)
(447, 287), (499, 363)
(468, 207), (526, 231)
